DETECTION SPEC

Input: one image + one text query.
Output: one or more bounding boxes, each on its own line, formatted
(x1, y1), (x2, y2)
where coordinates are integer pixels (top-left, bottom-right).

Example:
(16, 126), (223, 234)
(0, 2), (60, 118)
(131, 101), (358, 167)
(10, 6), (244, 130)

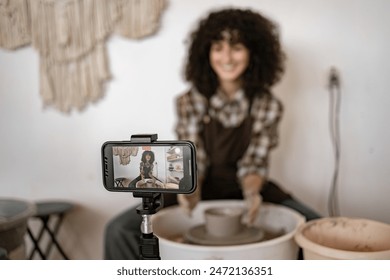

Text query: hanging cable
(327, 67), (342, 216)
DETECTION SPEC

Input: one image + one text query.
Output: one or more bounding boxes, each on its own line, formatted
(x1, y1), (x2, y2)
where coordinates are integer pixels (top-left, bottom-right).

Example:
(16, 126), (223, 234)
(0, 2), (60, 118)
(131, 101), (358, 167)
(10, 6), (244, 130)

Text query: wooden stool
(27, 201), (74, 260)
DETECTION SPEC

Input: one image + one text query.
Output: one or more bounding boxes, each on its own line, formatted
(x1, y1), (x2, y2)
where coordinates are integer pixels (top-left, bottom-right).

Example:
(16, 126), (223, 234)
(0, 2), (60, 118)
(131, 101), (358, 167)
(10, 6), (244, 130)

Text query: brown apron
(201, 115), (252, 200)
(201, 112), (292, 203)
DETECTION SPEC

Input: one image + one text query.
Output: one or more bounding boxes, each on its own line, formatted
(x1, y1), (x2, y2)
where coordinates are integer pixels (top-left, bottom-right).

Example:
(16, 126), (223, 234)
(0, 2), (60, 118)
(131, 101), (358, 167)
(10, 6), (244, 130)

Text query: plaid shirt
(175, 88), (283, 182)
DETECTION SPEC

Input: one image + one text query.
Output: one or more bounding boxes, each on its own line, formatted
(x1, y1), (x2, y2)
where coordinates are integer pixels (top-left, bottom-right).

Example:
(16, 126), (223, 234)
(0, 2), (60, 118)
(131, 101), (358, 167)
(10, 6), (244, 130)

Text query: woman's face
(209, 40), (250, 85)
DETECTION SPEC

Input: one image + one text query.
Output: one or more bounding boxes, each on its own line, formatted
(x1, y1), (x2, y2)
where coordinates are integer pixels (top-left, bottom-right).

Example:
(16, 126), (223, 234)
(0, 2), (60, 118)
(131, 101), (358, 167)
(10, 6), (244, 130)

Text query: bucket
(152, 200), (305, 259)
(294, 217), (390, 259)
(0, 198), (36, 259)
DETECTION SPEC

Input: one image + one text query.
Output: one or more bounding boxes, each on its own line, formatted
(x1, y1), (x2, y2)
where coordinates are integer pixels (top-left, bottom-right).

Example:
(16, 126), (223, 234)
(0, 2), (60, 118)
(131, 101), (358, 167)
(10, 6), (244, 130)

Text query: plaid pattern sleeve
(237, 94), (283, 180)
(174, 90), (208, 180)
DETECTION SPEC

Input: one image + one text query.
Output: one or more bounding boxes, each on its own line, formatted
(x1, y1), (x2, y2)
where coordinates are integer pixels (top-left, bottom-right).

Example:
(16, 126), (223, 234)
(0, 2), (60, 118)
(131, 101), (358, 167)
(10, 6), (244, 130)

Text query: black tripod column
(134, 192), (163, 260)
(139, 214), (160, 260)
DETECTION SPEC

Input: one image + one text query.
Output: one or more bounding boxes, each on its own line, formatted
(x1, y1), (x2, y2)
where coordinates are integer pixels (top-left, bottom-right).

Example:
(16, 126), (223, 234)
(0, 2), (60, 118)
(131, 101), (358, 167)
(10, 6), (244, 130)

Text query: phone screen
(102, 141), (196, 194)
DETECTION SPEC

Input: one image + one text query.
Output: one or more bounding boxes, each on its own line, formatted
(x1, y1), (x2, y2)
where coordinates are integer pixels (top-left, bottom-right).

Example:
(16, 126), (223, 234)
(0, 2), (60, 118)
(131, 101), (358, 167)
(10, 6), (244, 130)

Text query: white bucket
(152, 200), (305, 259)
(294, 217), (390, 259)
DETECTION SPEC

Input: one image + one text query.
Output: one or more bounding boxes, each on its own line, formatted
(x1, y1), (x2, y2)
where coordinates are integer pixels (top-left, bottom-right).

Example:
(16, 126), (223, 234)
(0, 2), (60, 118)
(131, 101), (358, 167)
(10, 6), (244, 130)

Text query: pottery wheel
(184, 225), (265, 246)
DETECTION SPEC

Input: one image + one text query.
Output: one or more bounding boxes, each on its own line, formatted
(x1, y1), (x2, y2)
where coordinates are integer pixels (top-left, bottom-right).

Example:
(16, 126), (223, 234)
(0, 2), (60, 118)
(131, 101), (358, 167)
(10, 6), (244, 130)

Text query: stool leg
(43, 216), (55, 258)
(42, 214), (69, 260)
(43, 213), (69, 260)
(27, 223), (47, 260)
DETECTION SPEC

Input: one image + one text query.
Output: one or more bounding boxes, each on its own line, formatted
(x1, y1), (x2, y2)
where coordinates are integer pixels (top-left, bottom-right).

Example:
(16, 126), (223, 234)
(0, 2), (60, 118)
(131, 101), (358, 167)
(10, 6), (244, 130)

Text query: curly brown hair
(185, 8), (285, 101)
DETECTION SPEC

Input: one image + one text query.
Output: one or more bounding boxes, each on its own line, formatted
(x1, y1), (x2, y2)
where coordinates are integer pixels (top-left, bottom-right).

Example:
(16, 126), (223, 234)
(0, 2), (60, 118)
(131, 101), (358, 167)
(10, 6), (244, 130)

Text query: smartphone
(102, 140), (197, 194)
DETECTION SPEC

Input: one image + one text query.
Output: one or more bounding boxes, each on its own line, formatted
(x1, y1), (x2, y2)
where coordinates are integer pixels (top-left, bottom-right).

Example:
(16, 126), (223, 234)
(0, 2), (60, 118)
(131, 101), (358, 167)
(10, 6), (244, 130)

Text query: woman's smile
(210, 40), (250, 85)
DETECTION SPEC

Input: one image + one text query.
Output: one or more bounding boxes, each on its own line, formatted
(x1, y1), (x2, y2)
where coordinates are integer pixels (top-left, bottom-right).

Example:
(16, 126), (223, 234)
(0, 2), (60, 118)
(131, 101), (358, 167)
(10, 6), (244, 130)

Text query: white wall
(1, 0), (389, 259)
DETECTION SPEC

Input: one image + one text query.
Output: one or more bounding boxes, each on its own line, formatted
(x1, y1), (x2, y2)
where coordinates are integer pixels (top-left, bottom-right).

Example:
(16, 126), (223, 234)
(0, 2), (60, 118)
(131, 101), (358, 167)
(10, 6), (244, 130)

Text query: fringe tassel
(1, 0), (166, 113)
(115, 0), (166, 39)
(0, 0), (31, 49)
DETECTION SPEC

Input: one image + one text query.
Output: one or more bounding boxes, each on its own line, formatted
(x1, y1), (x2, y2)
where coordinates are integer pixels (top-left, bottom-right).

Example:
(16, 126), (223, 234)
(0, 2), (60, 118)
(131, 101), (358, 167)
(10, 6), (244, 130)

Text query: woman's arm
(174, 90), (208, 180)
(174, 90), (207, 214)
(238, 94), (283, 225)
(237, 94), (283, 185)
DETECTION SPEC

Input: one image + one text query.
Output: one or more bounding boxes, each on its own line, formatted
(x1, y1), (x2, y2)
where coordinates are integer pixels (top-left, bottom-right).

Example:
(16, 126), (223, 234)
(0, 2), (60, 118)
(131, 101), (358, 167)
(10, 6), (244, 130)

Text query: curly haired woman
(104, 8), (320, 260)
(176, 8), (319, 224)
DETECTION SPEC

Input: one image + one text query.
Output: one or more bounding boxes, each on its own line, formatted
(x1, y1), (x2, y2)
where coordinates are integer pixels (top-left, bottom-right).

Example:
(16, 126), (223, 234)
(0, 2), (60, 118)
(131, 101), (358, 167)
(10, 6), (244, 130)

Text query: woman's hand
(241, 174), (263, 226)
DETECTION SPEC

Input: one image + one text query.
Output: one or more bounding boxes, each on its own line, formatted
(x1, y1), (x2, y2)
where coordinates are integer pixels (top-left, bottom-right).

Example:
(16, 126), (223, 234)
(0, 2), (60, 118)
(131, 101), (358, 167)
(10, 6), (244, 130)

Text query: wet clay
(166, 228), (285, 245)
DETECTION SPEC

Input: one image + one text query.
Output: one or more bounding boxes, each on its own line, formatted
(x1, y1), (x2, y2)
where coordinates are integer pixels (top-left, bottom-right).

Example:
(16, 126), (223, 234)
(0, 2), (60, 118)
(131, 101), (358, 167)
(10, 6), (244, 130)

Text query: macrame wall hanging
(0, 0), (167, 113)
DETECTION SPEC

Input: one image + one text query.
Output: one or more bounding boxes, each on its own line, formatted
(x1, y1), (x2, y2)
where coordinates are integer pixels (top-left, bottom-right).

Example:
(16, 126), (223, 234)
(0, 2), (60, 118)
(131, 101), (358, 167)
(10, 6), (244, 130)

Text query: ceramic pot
(204, 206), (245, 237)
